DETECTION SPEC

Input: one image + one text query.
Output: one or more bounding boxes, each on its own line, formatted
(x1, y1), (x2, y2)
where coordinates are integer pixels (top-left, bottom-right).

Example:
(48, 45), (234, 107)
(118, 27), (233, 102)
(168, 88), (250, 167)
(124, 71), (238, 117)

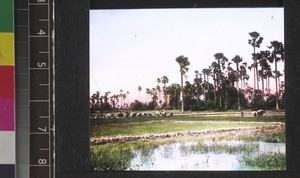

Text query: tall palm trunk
(213, 75), (217, 107)
(180, 73), (184, 112)
(225, 86), (228, 110)
(256, 66), (259, 91)
(253, 67), (256, 90)
(253, 47), (257, 91)
(218, 78), (221, 108)
(218, 77), (222, 108)
(207, 75), (210, 101)
(241, 76), (244, 89)
(163, 83), (167, 106)
(237, 79), (240, 110)
(275, 61), (279, 110)
(253, 46), (260, 91)
(203, 73), (206, 101)
(217, 60), (222, 108)
(267, 77), (270, 94)
(265, 77), (268, 94)
(261, 75), (265, 96)
(235, 63), (241, 111)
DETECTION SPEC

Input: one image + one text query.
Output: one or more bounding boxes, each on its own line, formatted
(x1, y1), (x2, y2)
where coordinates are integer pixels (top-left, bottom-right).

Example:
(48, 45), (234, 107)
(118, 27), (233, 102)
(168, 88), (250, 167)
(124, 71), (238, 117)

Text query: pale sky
(90, 8), (284, 103)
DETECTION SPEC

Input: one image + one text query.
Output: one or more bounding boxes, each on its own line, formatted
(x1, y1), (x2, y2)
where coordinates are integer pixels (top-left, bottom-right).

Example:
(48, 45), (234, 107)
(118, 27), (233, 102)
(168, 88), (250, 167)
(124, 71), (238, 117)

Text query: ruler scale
(29, 0), (54, 177)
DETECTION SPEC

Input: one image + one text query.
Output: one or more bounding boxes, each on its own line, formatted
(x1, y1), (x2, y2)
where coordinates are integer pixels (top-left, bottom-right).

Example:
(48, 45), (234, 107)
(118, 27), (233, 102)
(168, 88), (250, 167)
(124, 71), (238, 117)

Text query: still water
(127, 141), (285, 170)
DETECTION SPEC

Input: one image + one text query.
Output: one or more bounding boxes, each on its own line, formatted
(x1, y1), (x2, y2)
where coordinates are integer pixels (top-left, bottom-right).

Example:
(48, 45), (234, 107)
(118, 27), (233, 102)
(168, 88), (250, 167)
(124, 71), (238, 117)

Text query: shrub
(242, 153), (286, 170)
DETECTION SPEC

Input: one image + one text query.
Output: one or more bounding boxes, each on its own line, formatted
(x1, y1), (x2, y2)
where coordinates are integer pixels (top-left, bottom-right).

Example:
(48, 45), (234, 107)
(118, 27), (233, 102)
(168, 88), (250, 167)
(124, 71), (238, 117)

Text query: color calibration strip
(0, 0), (16, 177)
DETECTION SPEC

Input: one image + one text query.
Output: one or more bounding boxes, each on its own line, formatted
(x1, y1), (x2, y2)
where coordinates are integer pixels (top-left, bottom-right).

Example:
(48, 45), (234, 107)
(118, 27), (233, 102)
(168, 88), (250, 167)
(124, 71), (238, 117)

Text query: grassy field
(90, 114), (284, 126)
(90, 112), (285, 138)
(91, 120), (276, 137)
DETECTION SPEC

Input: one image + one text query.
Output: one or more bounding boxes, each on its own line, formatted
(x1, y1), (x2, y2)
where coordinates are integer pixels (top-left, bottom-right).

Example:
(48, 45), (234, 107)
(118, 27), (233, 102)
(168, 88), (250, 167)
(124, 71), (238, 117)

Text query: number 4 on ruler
(38, 29), (46, 35)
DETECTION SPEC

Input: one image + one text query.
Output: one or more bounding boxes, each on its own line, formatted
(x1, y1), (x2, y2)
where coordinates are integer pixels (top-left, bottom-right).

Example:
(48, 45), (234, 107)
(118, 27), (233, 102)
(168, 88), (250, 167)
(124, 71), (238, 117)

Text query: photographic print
(89, 8), (285, 171)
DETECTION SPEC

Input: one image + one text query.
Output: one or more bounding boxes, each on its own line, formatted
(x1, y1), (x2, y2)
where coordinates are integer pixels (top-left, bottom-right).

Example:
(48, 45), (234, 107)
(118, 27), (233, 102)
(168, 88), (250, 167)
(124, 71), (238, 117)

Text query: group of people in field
(90, 108), (266, 119)
(251, 109), (266, 117)
(90, 110), (174, 119)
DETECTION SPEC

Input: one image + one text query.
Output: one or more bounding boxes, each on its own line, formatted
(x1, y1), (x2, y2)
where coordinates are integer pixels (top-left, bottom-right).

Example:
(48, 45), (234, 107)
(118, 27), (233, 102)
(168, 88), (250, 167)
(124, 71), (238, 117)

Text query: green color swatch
(0, 0), (14, 32)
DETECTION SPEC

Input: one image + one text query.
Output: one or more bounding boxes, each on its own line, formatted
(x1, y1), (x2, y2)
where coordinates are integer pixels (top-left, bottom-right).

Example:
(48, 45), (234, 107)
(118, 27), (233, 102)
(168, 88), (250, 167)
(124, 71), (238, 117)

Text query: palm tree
(214, 53), (228, 108)
(202, 67), (212, 101)
(225, 64), (236, 110)
(157, 78), (161, 85)
(151, 87), (158, 109)
(210, 61), (219, 107)
(118, 90), (124, 108)
(232, 55), (243, 110)
(194, 70), (203, 104)
(156, 85), (161, 107)
(202, 67), (211, 83)
(145, 88), (151, 104)
(161, 76), (169, 107)
(166, 83), (181, 110)
(138, 85), (142, 101)
(240, 61), (250, 91)
(90, 92), (101, 112)
(267, 41), (284, 110)
(175, 55), (190, 112)
(125, 91), (129, 108)
(248, 31), (263, 90)
(156, 78), (162, 105)
(264, 68), (273, 95)
(257, 50), (271, 96)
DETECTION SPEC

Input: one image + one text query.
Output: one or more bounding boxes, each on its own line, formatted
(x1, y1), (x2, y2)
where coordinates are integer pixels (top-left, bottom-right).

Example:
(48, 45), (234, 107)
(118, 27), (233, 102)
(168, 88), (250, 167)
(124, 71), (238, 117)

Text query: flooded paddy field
(90, 112), (285, 171)
(128, 141), (285, 170)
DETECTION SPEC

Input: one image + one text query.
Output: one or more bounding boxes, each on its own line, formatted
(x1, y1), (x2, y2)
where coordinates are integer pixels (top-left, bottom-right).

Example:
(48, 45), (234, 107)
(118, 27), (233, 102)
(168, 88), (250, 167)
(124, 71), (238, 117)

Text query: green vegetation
(90, 115), (285, 126)
(91, 144), (133, 171)
(91, 113), (285, 171)
(91, 120), (269, 137)
(91, 139), (174, 171)
(180, 142), (259, 155)
(242, 153), (286, 170)
(91, 137), (285, 171)
(237, 129), (285, 143)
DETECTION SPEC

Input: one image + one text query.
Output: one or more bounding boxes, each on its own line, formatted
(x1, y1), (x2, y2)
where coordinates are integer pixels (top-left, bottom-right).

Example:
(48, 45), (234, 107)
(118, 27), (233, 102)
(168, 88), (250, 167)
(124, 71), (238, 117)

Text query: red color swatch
(0, 66), (14, 98)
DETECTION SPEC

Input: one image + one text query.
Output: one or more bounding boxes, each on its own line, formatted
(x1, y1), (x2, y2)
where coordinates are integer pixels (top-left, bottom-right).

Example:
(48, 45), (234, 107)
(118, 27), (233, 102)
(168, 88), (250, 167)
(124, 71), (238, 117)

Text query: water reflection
(127, 141), (285, 170)
(258, 142), (285, 154)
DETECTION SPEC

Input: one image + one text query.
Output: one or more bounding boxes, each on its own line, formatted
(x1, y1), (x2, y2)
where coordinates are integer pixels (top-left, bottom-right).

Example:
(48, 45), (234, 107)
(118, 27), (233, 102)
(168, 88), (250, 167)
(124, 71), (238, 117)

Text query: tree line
(90, 31), (284, 113)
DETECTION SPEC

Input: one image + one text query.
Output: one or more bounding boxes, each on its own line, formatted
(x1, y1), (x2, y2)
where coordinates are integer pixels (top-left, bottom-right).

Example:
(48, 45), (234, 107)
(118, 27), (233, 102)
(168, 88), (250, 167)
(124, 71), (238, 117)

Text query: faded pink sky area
(90, 8), (284, 103)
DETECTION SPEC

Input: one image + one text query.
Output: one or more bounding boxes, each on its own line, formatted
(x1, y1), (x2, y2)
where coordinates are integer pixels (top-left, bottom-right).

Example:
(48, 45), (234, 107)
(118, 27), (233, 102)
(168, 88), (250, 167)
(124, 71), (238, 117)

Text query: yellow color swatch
(0, 33), (14, 66)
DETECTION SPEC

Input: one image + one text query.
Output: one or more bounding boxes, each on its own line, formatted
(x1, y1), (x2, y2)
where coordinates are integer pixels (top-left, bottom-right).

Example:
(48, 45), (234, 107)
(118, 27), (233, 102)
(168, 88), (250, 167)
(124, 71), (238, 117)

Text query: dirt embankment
(90, 122), (284, 145)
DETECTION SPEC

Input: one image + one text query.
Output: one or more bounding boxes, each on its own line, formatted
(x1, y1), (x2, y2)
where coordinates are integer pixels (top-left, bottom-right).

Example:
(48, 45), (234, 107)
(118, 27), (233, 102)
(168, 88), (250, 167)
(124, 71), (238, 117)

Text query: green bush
(242, 153), (286, 170)
(91, 145), (134, 171)
(249, 91), (265, 110)
(130, 100), (148, 111)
